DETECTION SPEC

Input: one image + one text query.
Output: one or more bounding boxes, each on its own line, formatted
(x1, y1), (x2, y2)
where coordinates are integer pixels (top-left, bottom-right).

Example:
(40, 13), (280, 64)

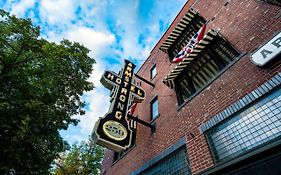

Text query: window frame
(204, 87), (281, 164)
(150, 96), (159, 122)
(150, 64), (157, 80)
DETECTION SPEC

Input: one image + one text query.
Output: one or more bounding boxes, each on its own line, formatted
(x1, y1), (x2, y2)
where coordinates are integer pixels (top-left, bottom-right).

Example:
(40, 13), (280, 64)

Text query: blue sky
(1, 0), (186, 144)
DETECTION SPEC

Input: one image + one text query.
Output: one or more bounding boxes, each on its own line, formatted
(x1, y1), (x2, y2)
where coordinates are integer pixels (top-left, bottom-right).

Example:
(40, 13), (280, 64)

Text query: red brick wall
(101, 0), (281, 175)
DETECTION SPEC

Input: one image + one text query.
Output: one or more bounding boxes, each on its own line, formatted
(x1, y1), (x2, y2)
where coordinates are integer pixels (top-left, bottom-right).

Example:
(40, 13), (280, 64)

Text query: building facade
(100, 0), (281, 174)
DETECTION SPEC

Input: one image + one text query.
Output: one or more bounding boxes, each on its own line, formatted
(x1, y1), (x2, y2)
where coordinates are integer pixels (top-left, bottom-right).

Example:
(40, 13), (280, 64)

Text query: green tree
(53, 140), (104, 175)
(0, 10), (95, 174)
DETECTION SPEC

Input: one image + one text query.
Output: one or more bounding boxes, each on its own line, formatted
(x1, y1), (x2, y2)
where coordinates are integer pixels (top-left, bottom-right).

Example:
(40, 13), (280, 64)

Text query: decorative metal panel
(159, 9), (197, 52)
(206, 88), (281, 163)
(138, 147), (191, 175)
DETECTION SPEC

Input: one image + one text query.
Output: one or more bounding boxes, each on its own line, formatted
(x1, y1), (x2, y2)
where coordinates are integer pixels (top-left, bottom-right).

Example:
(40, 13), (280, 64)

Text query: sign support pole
(127, 114), (156, 133)
(134, 74), (155, 88)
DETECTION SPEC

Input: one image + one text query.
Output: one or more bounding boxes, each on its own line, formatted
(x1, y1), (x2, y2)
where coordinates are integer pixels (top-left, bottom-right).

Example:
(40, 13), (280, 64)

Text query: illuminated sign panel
(251, 31), (281, 66)
(92, 60), (145, 152)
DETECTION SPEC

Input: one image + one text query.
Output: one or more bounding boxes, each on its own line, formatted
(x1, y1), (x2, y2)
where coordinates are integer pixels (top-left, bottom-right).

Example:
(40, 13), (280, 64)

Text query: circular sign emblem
(103, 120), (128, 141)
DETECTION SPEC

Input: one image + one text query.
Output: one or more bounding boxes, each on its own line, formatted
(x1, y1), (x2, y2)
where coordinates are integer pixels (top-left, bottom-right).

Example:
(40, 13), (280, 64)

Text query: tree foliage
(0, 10), (95, 174)
(53, 140), (104, 175)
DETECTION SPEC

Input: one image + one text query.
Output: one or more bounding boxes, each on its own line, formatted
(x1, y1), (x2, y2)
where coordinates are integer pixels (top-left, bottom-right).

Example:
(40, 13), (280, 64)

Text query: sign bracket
(127, 114), (156, 133)
(134, 74), (155, 88)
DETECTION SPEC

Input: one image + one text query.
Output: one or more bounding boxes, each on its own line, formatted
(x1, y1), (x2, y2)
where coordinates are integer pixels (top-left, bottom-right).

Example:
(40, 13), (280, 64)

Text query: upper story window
(151, 64), (157, 79)
(205, 88), (281, 163)
(151, 96), (159, 121)
(175, 37), (239, 105)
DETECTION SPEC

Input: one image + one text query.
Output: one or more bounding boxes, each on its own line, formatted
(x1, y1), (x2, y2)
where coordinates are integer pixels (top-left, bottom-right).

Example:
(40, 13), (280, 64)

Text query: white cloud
(88, 63), (105, 88)
(1, 0), (12, 12)
(10, 0), (35, 16)
(78, 88), (110, 133)
(67, 133), (88, 144)
(46, 26), (116, 60)
(77, 0), (108, 31)
(39, 0), (76, 24)
(112, 2), (143, 61)
(64, 27), (116, 59)
(45, 30), (61, 43)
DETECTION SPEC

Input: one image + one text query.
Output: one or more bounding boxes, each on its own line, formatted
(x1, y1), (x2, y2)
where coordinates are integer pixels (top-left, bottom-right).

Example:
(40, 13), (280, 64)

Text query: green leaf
(0, 10), (96, 175)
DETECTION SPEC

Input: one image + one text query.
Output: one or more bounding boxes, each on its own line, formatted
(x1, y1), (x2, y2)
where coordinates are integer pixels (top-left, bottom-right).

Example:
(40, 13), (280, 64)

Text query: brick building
(99, 0), (281, 174)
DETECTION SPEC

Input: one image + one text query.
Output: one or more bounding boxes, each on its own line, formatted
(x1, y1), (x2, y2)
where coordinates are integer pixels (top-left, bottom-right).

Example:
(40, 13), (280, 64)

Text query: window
(151, 64), (157, 79)
(205, 88), (281, 163)
(151, 97), (159, 121)
(175, 37), (239, 105)
(139, 146), (192, 175)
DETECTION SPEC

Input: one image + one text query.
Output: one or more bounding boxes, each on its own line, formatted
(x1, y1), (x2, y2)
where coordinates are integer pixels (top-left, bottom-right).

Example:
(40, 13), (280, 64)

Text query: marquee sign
(251, 31), (281, 66)
(92, 60), (145, 152)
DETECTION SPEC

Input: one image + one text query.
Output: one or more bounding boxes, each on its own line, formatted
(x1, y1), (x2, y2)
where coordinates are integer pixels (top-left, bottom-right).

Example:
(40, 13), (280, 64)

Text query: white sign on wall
(251, 31), (281, 66)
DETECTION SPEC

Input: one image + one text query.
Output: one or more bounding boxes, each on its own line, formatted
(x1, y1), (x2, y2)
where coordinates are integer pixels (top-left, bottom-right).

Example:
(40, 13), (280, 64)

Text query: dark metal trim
(130, 137), (187, 175)
(197, 138), (281, 175)
(149, 94), (158, 103)
(134, 73), (155, 88)
(204, 134), (217, 164)
(127, 114), (156, 133)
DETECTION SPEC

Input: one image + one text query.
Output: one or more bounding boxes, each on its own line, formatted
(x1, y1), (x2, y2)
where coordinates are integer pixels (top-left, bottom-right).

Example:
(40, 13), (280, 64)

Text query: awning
(159, 9), (198, 53)
(163, 30), (218, 89)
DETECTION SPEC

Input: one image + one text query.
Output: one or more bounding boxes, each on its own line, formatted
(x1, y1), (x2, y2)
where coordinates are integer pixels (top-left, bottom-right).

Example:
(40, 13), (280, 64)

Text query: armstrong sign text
(92, 60), (145, 152)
